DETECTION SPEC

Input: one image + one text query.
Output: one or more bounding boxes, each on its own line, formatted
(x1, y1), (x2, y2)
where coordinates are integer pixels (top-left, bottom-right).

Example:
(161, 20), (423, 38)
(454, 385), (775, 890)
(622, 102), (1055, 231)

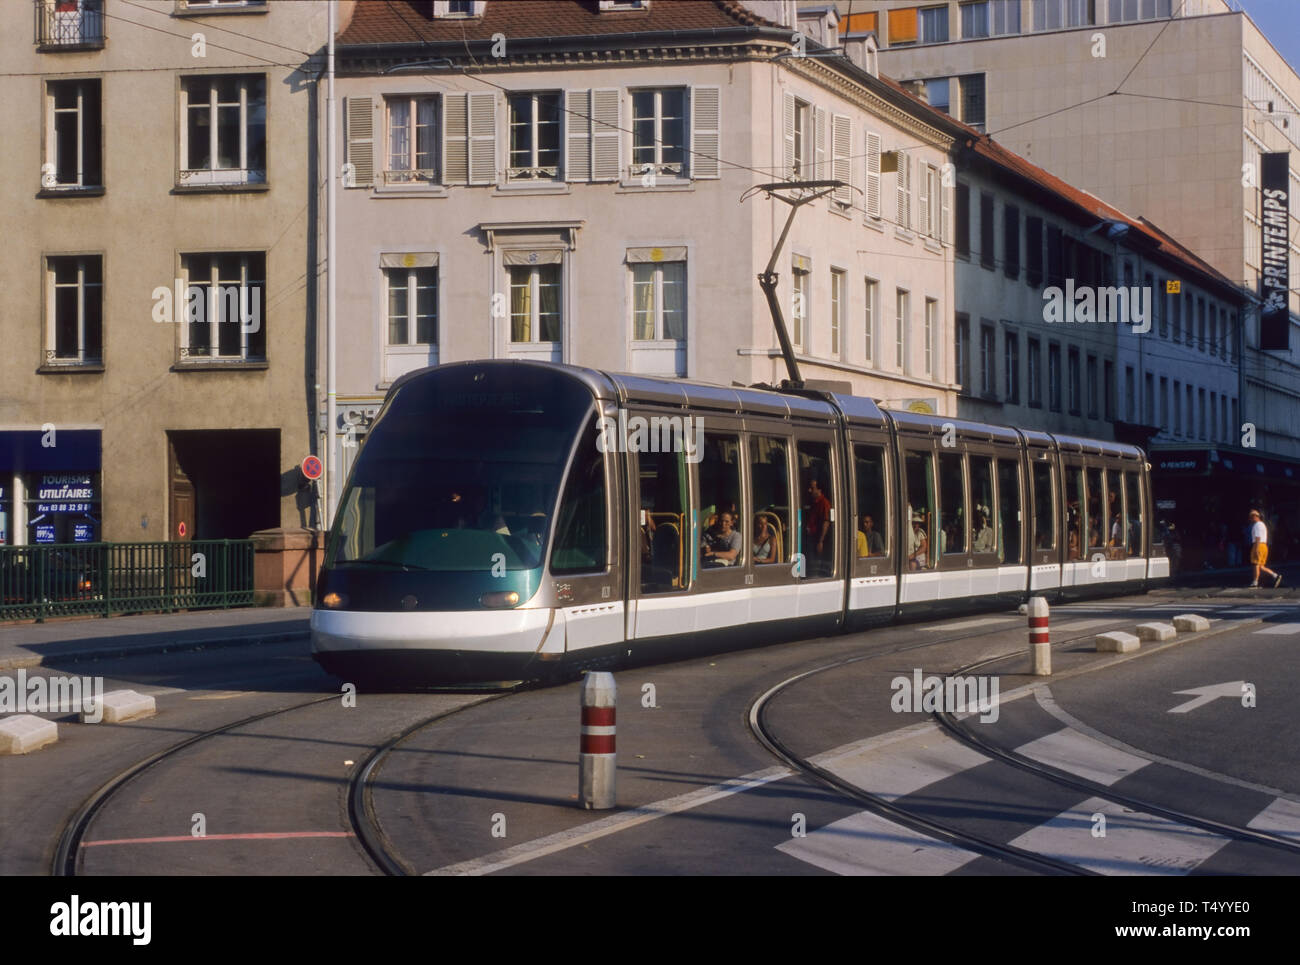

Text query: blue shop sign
(35, 524), (56, 544)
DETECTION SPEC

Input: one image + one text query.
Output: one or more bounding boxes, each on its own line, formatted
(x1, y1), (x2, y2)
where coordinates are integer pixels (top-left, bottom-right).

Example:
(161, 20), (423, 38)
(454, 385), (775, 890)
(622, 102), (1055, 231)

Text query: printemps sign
(1259, 152), (1291, 351)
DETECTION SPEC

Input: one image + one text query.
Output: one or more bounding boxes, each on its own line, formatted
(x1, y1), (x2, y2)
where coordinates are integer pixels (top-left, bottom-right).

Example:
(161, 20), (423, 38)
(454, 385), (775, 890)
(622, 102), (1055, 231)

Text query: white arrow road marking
(1168, 682), (1247, 714)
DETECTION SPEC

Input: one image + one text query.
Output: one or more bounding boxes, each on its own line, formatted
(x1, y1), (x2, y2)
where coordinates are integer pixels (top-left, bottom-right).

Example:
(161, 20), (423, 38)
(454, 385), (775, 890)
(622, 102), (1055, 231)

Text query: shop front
(0, 430), (102, 546)
(1150, 445), (1300, 573)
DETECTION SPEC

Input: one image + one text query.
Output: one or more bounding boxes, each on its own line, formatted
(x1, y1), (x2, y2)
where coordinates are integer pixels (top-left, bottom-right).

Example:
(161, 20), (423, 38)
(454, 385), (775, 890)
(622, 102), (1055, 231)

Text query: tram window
(1106, 468), (1124, 558)
(1031, 460), (1056, 552)
(903, 450), (935, 570)
(700, 433), (743, 568)
(1086, 467), (1103, 552)
(853, 444), (889, 558)
(1065, 466), (1084, 560)
(970, 455), (995, 556)
(797, 440), (834, 577)
(638, 448), (687, 593)
(1125, 471), (1143, 555)
(750, 435), (791, 565)
(998, 458), (1022, 564)
(550, 419), (607, 574)
(938, 452), (966, 555)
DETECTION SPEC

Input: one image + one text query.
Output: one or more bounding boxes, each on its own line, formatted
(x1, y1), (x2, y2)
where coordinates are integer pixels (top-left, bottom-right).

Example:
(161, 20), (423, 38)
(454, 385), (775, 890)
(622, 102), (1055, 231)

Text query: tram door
(791, 432), (844, 629)
(846, 437), (895, 624)
(1027, 449), (1060, 593)
(629, 418), (691, 643)
(550, 415), (625, 653)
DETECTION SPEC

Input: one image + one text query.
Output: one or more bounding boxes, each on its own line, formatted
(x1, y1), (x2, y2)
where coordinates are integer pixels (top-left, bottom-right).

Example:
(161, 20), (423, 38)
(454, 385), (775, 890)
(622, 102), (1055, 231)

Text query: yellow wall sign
(1165, 280), (1180, 294)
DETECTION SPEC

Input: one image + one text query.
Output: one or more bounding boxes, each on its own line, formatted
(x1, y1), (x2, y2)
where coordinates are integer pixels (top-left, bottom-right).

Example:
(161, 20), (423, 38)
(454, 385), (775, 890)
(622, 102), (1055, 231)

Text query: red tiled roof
(339, 0), (776, 46)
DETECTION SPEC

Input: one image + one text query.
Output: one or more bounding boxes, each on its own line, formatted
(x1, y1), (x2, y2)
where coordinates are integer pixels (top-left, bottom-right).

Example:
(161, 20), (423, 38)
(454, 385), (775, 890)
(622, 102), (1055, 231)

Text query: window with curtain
(631, 261), (686, 342)
(385, 266), (437, 345)
(386, 95), (439, 184)
(509, 264), (562, 343)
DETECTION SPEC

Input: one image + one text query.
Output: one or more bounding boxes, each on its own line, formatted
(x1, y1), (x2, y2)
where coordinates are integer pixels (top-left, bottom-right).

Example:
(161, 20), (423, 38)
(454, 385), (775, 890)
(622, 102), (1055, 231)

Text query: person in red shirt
(804, 475), (832, 572)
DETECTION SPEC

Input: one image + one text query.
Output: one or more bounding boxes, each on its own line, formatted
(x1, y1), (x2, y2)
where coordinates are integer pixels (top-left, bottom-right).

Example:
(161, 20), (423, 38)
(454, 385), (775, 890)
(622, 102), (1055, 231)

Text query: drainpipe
(325, 0), (338, 529)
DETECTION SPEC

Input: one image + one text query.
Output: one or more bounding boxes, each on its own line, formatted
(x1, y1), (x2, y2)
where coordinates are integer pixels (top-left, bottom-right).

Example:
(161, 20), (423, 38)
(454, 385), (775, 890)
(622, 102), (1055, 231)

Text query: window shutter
(865, 130), (880, 220)
(832, 114), (851, 205)
(690, 86), (720, 179)
(444, 92), (468, 183)
(566, 89), (591, 182)
(591, 88), (620, 181)
(896, 151), (906, 227)
(814, 107), (826, 181)
(782, 92), (795, 180)
(919, 164), (930, 237)
(940, 178), (951, 245)
(345, 96), (374, 187)
(467, 91), (496, 185)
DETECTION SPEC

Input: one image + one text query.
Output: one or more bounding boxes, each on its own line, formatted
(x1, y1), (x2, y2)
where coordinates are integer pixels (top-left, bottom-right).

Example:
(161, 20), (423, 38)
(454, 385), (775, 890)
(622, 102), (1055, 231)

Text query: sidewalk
(1, 563), (1292, 674)
(0, 606), (310, 671)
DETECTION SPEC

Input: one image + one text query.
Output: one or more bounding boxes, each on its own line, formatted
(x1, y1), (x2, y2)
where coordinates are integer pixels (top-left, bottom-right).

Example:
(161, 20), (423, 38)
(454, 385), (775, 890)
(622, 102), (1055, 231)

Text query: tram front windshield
(329, 366), (592, 572)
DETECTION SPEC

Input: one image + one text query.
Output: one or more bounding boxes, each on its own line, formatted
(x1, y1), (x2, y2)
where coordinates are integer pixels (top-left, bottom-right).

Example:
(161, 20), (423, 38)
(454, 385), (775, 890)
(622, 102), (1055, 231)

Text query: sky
(1235, 0), (1300, 75)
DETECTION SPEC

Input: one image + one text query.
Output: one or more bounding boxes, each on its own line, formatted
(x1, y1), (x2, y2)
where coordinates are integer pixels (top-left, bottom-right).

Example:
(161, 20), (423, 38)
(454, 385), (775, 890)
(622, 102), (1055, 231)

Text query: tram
(310, 360), (1168, 685)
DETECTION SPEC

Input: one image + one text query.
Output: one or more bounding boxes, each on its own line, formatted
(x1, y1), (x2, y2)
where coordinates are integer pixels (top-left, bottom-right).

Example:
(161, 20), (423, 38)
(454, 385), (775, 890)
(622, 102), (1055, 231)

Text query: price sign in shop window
(26, 473), (100, 543)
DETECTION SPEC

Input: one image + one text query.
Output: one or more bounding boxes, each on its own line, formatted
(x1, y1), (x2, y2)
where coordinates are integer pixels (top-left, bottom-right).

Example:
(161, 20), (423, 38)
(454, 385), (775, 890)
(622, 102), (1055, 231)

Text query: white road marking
(1253, 623), (1300, 635)
(817, 728), (991, 801)
(920, 617), (1016, 632)
(777, 810), (981, 876)
(1009, 797), (1231, 875)
(1036, 688), (1300, 801)
(426, 766), (791, 876)
(1015, 728), (1151, 786)
(1054, 618), (1123, 631)
(1247, 798), (1300, 842)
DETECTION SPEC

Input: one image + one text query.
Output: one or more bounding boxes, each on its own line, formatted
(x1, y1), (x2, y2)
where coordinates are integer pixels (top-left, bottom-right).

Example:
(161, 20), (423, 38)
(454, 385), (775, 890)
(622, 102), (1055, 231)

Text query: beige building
(835, 0), (1300, 460)
(0, 0), (327, 547)
(326, 0), (959, 494)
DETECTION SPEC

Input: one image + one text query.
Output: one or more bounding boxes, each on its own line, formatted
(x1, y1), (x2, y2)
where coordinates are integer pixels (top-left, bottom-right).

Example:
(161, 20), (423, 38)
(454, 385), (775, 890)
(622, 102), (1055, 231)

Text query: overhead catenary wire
(95, 0), (1278, 380)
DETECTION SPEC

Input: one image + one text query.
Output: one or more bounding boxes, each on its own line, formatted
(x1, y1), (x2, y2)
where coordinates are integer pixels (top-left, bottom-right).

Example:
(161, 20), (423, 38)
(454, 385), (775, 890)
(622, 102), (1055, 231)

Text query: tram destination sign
(1260, 152), (1290, 351)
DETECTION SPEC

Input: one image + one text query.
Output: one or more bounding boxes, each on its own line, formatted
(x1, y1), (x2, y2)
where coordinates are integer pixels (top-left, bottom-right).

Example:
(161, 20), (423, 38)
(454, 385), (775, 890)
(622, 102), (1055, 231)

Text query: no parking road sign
(301, 455), (322, 481)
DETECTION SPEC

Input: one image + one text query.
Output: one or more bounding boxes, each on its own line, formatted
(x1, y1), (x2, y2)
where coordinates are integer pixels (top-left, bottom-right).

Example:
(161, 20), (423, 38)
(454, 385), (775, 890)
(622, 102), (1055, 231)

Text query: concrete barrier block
(1136, 622), (1177, 642)
(83, 690), (156, 724)
(1095, 631), (1140, 653)
(1173, 614), (1210, 632)
(0, 714), (58, 754)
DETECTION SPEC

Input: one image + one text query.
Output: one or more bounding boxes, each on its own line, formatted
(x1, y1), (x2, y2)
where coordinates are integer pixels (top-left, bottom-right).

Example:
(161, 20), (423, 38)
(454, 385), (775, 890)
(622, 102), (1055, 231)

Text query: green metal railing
(0, 540), (254, 622)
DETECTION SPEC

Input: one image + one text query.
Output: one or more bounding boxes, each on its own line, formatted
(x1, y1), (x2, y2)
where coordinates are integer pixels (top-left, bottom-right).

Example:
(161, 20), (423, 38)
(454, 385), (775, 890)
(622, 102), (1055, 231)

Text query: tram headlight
(480, 590), (520, 608)
(321, 591), (348, 609)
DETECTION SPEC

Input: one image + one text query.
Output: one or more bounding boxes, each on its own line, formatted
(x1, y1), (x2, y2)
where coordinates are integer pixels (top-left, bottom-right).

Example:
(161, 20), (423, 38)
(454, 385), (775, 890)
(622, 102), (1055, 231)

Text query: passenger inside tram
(754, 515), (778, 564)
(701, 511), (742, 566)
(907, 511), (929, 570)
(972, 510), (995, 554)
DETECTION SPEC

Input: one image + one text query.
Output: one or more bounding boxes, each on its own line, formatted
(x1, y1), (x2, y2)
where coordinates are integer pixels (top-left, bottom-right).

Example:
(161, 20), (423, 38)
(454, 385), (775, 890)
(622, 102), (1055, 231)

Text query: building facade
(326, 0), (960, 502)
(0, 0), (327, 547)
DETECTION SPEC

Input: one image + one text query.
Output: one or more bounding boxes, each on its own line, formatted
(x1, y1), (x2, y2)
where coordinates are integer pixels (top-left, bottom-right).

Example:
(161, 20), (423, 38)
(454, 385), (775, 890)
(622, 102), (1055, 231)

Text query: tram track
(52, 689), (513, 877)
(746, 610), (1291, 876)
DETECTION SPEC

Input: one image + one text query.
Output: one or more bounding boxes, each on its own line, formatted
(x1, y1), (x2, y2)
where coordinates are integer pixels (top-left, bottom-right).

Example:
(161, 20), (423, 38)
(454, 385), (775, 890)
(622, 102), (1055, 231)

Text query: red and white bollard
(579, 672), (616, 809)
(1028, 596), (1050, 675)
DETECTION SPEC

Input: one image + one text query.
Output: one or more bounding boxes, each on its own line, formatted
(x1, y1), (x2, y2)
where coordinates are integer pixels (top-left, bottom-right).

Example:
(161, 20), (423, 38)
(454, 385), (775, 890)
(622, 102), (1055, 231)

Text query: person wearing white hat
(907, 510), (928, 570)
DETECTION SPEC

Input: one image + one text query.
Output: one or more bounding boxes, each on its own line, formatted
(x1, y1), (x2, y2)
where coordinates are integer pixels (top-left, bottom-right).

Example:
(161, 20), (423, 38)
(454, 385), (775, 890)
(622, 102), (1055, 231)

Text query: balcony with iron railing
(34, 0), (105, 51)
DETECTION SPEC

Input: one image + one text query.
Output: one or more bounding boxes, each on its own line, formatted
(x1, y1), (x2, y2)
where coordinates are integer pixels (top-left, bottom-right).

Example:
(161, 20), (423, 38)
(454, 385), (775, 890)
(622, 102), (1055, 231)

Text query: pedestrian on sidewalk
(1248, 509), (1282, 588)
